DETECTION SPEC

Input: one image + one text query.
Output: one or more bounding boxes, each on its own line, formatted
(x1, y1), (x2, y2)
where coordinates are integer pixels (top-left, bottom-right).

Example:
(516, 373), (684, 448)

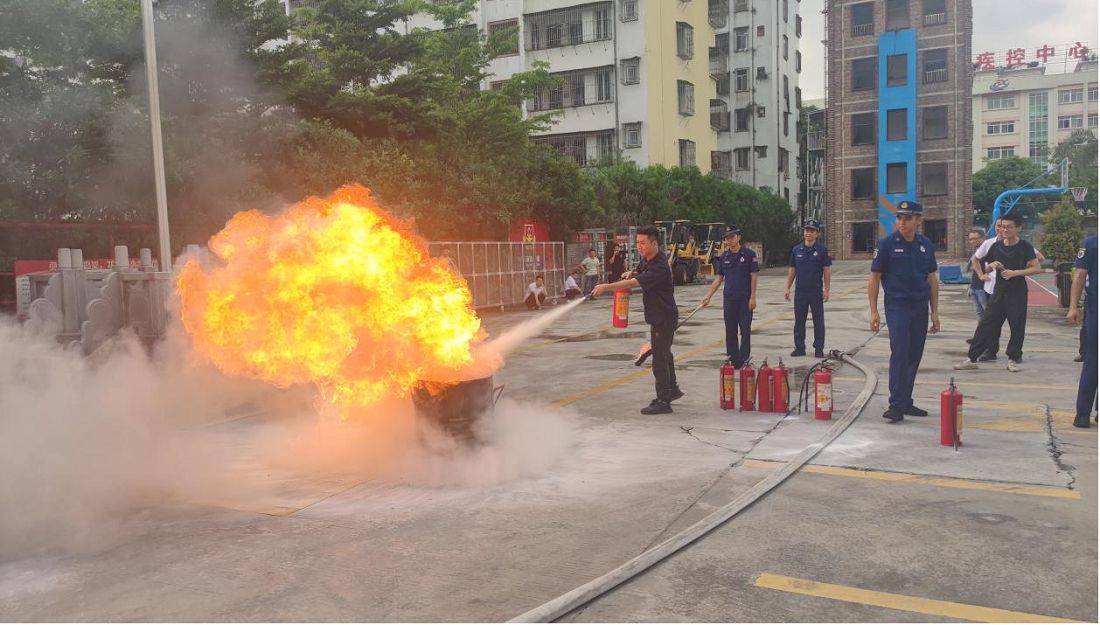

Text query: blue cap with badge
(896, 200), (923, 215)
(722, 224), (741, 238)
(802, 219), (822, 231)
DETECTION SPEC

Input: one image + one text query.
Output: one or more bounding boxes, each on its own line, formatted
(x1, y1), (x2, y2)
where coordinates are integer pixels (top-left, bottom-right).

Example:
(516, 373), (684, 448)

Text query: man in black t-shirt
(593, 226), (683, 414)
(955, 213), (1041, 372)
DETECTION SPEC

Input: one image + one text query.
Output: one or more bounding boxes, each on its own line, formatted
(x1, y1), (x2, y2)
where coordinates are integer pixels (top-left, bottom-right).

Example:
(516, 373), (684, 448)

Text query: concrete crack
(679, 426), (743, 454)
(1043, 403), (1077, 490)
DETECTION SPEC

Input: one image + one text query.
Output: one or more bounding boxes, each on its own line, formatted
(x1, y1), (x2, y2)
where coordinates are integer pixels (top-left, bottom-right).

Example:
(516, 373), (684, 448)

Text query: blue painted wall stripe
(876, 29), (918, 237)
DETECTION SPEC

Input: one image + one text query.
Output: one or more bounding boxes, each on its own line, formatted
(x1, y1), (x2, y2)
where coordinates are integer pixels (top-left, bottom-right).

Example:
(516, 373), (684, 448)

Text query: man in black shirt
(593, 226), (683, 414)
(955, 213), (1041, 372)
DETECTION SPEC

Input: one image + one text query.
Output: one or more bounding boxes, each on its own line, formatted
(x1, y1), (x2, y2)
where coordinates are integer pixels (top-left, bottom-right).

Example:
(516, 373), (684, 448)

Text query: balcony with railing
(528, 66), (616, 112)
(531, 130), (617, 167)
(709, 47), (728, 80)
(806, 130), (826, 152)
(852, 22), (873, 36)
(525, 3), (614, 51)
(734, 0), (749, 12)
(923, 12), (947, 25)
(710, 100), (730, 131)
(708, 0), (728, 28)
(711, 151), (732, 179)
(924, 68), (947, 84)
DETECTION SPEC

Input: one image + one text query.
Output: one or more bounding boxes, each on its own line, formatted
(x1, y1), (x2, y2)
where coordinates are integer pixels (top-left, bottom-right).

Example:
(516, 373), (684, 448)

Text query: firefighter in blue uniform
(701, 224), (759, 366)
(1068, 235), (1098, 428)
(867, 201), (941, 423)
(785, 219), (832, 358)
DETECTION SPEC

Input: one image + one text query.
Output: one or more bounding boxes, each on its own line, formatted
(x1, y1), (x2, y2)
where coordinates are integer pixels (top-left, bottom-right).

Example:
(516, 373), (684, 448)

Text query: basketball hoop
(1070, 187), (1088, 202)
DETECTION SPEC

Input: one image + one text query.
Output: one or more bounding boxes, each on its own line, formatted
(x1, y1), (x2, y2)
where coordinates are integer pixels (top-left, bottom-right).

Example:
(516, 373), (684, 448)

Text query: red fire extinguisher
(740, 361), (756, 412)
(941, 377), (963, 449)
(612, 289), (629, 328)
(773, 359), (790, 414)
(758, 359), (773, 413)
(720, 360), (737, 410)
(814, 365), (833, 420)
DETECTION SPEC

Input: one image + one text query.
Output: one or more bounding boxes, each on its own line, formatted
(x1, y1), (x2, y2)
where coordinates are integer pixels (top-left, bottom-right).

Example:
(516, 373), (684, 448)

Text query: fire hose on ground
(508, 350), (878, 623)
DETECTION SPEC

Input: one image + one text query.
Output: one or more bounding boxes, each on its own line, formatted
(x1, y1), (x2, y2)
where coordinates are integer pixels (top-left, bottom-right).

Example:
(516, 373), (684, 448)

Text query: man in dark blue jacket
(1068, 235), (1098, 428)
(785, 219), (832, 358)
(701, 224), (759, 367)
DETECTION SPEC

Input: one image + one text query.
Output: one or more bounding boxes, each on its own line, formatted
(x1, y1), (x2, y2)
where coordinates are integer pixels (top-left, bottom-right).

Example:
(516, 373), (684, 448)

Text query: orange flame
(176, 184), (482, 419)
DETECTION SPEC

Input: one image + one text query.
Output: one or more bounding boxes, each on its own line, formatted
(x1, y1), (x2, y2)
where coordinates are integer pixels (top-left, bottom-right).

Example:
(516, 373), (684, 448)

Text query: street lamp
(140, 0), (172, 273)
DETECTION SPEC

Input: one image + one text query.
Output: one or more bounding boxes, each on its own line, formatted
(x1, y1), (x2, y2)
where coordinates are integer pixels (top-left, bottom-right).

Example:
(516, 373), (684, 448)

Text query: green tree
(1048, 129), (1098, 213)
(971, 156), (1045, 220)
(1038, 198), (1086, 265)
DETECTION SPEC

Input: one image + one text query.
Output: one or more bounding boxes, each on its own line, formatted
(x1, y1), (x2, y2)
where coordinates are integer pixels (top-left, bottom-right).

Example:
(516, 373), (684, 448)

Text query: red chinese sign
(975, 42), (1091, 70)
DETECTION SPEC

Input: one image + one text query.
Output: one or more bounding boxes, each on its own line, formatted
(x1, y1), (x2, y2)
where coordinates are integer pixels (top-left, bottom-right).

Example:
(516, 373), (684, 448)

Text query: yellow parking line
(835, 377), (1077, 391)
(754, 573), (1084, 623)
(744, 459), (1080, 499)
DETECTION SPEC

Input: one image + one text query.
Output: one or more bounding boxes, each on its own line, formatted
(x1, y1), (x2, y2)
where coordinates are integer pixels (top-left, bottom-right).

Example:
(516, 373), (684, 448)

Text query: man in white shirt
(564, 271), (583, 301)
(525, 275), (548, 310)
(580, 249), (601, 299)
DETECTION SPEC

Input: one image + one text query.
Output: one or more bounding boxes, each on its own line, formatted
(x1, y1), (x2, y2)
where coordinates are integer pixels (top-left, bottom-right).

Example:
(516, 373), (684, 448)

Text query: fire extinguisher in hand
(720, 360), (737, 410)
(814, 365), (833, 420)
(612, 289), (629, 328)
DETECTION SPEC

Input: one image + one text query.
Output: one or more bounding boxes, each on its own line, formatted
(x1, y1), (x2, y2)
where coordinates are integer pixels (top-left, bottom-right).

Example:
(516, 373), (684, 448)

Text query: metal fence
(428, 241), (566, 310)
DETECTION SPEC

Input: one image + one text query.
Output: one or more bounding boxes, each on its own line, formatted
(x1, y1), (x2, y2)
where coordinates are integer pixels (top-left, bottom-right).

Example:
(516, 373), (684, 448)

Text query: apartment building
(972, 59), (1098, 172)
(824, 0), (973, 260)
(710, 0), (803, 204)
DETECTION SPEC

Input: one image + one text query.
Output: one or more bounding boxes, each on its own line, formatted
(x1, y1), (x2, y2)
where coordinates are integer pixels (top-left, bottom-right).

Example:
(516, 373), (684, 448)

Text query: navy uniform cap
(802, 219), (822, 231)
(722, 224), (741, 238)
(896, 200), (924, 215)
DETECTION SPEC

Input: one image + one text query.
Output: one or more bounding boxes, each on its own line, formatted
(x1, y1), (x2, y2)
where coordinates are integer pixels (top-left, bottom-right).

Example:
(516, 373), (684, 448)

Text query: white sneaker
(1007, 359), (1022, 372)
(953, 359), (979, 370)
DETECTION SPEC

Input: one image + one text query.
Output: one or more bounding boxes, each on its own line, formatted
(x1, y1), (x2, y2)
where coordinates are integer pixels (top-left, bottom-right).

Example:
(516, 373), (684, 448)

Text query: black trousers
(524, 293), (546, 309)
(565, 288), (583, 301)
(650, 319), (678, 401)
(968, 292), (1027, 362)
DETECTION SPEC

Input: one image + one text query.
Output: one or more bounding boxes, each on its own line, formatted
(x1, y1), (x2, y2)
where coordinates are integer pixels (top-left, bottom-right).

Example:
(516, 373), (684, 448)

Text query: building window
(621, 57), (640, 84)
(676, 22), (694, 59)
(886, 54), (908, 87)
(851, 3), (874, 36)
(490, 80), (506, 90)
(1058, 115), (1084, 129)
(885, 0), (909, 30)
(922, 106), (948, 139)
(779, 148), (790, 173)
(852, 57), (876, 91)
(596, 68), (614, 102)
(1057, 89), (1084, 104)
(734, 68), (749, 92)
(1089, 113), (1099, 128)
(755, 145), (768, 158)
(679, 139), (697, 168)
(733, 0), (749, 11)
(757, 25), (765, 37)
(734, 27), (750, 51)
(923, 49), (948, 83)
(986, 146), (1015, 160)
(783, 75), (790, 106)
(623, 122), (642, 148)
(986, 121), (1015, 134)
(1089, 86), (1098, 101)
(851, 112), (875, 145)
(757, 105), (766, 118)
(716, 32), (730, 53)
(923, 0), (947, 25)
(735, 108), (751, 132)
(783, 111), (790, 136)
(712, 151), (732, 177)
(887, 108), (907, 140)
(783, 35), (789, 60)
(987, 94), (1015, 110)
(852, 222), (877, 252)
(678, 80), (695, 115)
(620, 0), (638, 21)
(525, 5), (614, 50)
(595, 7), (611, 40)
(923, 219), (948, 251)
(796, 14), (803, 37)
(734, 147), (750, 170)
(886, 162), (907, 194)
(796, 50), (802, 73)
(716, 75), (731, 95)
(922, 163), (947, 196)
(529, 66), (617, 111)
(852, 168), (875, 199)
(531, 130), (616, 167)
(488, 19), (519, 56)
(1029, 91), (1049, 165)
(783, 0), (789, 22)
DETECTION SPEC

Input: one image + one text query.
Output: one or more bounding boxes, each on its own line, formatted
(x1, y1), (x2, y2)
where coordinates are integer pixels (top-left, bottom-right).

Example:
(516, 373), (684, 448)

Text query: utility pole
(140, 0), (172, 272)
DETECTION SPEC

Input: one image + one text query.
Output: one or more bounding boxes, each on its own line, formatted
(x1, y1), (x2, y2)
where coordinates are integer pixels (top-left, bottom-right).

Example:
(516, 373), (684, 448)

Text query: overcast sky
(797, 0), (1100, 101)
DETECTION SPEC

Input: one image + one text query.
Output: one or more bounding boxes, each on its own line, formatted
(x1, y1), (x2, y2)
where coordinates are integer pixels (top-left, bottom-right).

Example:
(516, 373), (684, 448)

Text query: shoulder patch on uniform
(1079, 248), (1087, 258)
(873, 248), (879, 259)
(919, 245), (926, 253)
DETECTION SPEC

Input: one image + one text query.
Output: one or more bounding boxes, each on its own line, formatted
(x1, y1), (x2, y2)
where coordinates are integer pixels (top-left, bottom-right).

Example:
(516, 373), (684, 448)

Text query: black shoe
(1074, 353), (1085, 362)
(965, 338), (973, 344)
(977, 352), (997, 362)
(790, 348), (806, 357)
(904, 405), (929, 417)
(882, 408), (904, 423)
(1073, 414), (1091, 428)
(668, 387), (685, 402)
(641, 400), (673, 415)
(814, 350), (825, 359)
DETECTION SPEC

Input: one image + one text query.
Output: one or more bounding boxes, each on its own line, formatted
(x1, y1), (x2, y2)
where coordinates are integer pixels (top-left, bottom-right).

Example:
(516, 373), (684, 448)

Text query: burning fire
(176, 184), (483, 419)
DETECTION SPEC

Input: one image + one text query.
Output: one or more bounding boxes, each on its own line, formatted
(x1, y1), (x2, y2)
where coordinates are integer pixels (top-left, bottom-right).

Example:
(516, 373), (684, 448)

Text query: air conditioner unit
(756, 67), (768, 79)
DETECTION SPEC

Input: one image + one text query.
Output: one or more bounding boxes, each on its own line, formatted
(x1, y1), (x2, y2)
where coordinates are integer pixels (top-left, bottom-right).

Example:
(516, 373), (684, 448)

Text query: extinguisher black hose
(509, 352), (879, 623)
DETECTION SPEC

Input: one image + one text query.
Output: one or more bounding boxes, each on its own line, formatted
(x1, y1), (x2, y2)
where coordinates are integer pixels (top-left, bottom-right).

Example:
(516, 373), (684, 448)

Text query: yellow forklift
(653, 220), (702, 285)
(691, 222), (725, 277)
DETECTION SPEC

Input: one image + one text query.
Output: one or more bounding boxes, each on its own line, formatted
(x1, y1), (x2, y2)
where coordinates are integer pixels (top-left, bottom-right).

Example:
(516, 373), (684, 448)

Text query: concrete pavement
(1, 260), (1094, 622)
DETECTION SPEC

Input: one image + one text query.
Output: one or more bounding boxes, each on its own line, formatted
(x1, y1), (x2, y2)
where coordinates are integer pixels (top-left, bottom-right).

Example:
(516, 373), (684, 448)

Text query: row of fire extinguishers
(719, 358), (835, 420)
